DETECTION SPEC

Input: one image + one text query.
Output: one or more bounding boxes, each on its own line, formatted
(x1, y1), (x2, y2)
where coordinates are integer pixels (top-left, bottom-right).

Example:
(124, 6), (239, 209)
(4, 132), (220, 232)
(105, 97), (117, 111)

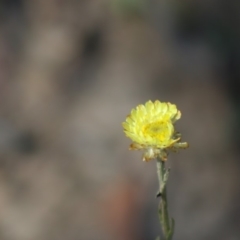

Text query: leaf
(167, 218), (175, 240)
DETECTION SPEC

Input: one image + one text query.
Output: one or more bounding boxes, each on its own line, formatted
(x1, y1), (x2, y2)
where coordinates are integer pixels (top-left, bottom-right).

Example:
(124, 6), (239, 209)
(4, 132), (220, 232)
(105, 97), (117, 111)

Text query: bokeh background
(0, 0), (240, 239)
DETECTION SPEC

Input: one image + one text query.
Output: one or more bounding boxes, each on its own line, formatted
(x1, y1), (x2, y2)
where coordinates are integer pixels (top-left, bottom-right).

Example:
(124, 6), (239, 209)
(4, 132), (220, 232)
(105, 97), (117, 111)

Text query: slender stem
(156, 157), (174, 240)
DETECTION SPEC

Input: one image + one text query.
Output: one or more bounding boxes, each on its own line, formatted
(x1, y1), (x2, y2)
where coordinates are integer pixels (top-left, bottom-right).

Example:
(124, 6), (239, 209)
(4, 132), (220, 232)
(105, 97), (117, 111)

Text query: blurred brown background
(0, 0), (239, 239)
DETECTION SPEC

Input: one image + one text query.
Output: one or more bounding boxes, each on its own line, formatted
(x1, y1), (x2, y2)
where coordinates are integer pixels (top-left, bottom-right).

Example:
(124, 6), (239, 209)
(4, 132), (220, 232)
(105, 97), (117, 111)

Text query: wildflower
(122, 100), (188, 161)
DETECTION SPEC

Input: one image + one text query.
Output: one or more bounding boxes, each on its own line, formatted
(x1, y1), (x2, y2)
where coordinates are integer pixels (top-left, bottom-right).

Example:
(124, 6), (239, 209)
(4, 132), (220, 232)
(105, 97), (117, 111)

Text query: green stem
(156, 158), (174, 240)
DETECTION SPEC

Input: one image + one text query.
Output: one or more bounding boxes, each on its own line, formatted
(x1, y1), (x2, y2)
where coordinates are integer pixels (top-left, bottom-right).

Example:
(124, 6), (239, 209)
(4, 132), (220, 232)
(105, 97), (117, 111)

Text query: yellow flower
(122, 100), (188, 161)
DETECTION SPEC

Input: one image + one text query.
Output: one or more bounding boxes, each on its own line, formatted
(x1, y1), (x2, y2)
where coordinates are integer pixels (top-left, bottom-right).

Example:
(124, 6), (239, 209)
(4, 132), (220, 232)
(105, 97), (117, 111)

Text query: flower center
(143, 120), (172, 143)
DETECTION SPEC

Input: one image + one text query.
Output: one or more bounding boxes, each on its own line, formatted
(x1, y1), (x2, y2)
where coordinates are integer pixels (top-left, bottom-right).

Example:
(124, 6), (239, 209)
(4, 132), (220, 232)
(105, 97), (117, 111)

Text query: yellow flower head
(122, 100), (188, 161)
